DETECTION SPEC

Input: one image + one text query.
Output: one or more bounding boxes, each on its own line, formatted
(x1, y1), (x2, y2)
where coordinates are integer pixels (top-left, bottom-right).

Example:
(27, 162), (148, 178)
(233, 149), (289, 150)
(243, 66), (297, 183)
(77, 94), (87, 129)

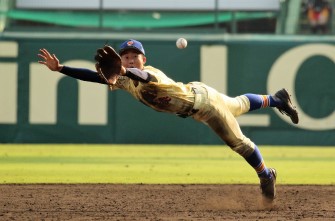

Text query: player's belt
(177, 85), (206, 118)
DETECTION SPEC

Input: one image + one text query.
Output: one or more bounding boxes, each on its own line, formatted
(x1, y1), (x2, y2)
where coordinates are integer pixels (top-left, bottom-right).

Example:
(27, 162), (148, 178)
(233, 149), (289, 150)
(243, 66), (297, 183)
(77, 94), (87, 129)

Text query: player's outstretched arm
(38, 48), (64, 71)
(38, 48), (105, 84)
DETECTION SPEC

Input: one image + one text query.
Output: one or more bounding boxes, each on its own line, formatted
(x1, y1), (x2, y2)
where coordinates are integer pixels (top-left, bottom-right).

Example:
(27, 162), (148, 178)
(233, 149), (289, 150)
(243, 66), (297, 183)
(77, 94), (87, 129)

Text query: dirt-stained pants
(191, 82), (254, 158)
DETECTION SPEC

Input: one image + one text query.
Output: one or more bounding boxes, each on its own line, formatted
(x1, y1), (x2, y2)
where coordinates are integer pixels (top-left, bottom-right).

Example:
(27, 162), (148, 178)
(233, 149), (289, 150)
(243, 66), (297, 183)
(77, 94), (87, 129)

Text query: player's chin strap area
(177, 84), (206, 118)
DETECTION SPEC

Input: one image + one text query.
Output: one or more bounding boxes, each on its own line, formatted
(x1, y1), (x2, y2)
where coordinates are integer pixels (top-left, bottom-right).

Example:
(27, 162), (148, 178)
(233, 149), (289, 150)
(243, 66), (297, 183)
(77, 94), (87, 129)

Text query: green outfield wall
(0, 33), (334, 145)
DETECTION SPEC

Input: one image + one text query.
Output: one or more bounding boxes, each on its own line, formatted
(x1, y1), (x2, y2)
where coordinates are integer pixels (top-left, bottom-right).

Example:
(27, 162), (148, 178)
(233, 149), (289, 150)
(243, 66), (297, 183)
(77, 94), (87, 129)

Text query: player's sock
(245, 145), (272, 179)
(245, 94), (279, 111)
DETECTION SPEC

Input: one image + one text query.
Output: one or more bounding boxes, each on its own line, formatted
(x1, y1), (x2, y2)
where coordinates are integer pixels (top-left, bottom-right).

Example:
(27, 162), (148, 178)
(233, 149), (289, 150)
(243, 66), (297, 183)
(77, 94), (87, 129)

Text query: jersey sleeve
(125, 68), (157, 83)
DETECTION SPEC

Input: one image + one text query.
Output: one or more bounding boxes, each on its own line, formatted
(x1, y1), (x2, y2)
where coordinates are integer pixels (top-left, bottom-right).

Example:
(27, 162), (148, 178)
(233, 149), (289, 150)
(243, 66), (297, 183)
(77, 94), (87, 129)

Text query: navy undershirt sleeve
(60, 66), (106, 84)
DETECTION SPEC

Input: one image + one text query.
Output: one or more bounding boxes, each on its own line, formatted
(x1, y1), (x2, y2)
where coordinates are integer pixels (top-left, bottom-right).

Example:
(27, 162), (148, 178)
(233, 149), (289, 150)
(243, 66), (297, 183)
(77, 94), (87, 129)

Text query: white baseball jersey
(110, 65), (255, 157)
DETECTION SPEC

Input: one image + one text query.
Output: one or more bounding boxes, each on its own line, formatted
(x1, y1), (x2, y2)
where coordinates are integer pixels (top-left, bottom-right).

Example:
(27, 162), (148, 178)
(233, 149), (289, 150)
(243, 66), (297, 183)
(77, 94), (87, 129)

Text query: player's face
(121, 50), (146, 70)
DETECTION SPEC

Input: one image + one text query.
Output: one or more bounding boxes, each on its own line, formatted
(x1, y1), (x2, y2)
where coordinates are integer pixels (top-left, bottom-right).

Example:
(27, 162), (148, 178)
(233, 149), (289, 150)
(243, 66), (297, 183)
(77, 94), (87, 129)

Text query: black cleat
(274, 88), (299, 124)
(260, 168), (277, 204)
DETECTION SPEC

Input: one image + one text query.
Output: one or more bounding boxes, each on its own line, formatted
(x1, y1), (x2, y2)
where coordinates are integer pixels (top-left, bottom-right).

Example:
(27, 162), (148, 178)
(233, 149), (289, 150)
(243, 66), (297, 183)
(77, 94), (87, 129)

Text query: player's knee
(228, 139), (255, 158)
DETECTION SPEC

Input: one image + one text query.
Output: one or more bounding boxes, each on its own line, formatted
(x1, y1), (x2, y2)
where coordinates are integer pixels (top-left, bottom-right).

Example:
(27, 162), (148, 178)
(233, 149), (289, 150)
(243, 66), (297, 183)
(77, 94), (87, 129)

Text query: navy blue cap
(119, 39), (145, 55)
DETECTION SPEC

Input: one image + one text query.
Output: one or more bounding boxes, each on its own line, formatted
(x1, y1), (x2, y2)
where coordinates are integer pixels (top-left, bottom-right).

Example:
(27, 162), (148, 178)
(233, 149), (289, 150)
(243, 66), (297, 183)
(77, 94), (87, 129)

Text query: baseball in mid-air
(176, 38), (187, 49)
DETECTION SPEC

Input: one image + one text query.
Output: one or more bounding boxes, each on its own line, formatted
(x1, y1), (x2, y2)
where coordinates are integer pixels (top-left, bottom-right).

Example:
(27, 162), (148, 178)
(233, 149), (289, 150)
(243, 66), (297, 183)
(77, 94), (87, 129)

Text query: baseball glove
(94, 45), (121, 85)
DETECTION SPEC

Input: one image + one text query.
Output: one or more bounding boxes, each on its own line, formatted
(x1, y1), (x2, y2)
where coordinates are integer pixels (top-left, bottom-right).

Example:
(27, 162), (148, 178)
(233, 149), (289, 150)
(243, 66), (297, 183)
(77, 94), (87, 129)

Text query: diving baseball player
(38, 39), (299, 204)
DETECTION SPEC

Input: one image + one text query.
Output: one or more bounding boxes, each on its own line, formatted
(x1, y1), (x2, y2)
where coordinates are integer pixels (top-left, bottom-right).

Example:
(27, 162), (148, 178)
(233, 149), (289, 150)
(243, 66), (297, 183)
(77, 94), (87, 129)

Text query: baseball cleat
(274, 88), (299, 124)
(260, 168), (277, 204)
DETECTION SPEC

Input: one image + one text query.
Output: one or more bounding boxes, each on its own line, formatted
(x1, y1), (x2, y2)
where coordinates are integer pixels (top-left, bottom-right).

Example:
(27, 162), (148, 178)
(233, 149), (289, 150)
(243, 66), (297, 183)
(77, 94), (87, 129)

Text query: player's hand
(38, 48), (63, 71)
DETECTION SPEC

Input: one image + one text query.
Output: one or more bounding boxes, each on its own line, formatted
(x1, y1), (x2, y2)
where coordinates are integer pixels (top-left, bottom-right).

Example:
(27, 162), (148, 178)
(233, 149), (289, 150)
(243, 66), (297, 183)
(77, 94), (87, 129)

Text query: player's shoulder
(144, 65), (167, 77)
(143, 65), (162, 73)
(143, 65), (175, 84)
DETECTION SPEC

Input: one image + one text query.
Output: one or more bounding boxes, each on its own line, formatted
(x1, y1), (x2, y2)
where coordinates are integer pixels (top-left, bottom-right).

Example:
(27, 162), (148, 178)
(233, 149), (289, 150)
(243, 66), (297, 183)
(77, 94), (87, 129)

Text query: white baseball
(176, 38), (187, 49)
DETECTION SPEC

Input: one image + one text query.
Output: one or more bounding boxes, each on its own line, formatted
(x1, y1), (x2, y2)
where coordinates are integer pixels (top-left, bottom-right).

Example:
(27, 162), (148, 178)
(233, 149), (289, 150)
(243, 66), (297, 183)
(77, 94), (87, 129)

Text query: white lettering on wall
(268, 43), (335, 130)
(2, 42), (334, 131)
(200, 45), (270, 127)
(0, 63), (17, 123)
(29, 60), (108, 125)
(0, 41), (18, 124)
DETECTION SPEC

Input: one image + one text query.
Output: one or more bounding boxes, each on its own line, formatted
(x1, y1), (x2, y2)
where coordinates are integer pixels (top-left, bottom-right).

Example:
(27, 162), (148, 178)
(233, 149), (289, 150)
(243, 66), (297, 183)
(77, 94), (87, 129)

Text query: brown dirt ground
(0, 184), (334, 221)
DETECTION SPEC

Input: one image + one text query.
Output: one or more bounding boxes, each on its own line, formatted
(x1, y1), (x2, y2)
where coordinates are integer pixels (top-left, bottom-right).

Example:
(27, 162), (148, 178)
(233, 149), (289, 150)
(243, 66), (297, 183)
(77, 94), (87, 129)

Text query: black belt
(177, 86), (205, 118)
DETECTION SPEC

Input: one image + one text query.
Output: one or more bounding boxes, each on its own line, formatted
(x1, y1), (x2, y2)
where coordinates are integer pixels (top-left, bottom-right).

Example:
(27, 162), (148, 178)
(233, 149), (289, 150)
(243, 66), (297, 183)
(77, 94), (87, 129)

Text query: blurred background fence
(1, 0), (334, 35)
(0, 0), (334, 145)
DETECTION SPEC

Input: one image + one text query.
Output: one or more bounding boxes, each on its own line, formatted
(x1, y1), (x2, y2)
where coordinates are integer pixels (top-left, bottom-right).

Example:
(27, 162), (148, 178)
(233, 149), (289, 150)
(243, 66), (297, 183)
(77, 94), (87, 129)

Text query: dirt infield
(0, 184), (334, 220)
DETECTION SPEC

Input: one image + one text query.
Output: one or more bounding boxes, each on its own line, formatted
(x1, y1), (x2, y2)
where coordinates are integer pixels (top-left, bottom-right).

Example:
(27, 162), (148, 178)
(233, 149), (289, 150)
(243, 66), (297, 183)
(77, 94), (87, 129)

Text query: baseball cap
(119, 39), (145, 55)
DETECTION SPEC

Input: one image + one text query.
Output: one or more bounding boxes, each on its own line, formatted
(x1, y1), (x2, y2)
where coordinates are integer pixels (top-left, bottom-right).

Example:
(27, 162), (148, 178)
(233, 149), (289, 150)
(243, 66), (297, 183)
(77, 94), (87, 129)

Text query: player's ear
(142, 55), (147, 64)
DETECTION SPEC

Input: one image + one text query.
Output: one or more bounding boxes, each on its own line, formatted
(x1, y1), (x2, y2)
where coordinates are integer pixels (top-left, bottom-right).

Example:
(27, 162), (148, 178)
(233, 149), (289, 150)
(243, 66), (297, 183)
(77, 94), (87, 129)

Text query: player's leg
(205, 107), (274, 176)
(220, 88), (298, 124)
(204, 109), (277, 202)
(244, 93), (278, 110)
(244, 88), (299, 124)
(194, 90), (276, 202)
